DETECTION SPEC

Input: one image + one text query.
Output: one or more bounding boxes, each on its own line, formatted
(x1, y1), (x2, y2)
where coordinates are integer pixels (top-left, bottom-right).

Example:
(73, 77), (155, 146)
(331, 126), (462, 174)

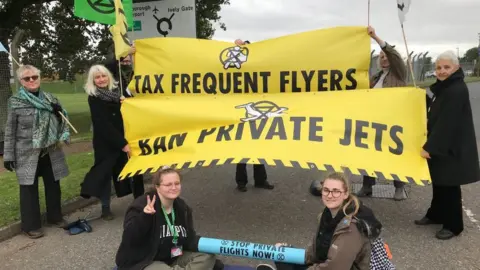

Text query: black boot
(435, 229), (455, 240)
(414, 216), (439, 226)
(101, 207), (115, 221)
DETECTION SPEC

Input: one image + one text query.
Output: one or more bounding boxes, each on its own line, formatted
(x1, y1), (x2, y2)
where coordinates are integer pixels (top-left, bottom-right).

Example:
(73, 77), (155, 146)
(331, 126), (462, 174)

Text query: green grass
(55, 93), (92, 141)
(0, 152), (94, 227)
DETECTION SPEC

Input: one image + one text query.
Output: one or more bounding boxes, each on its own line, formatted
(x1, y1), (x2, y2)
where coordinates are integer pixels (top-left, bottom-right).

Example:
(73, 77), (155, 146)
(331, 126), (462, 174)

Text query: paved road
(1, 83), (480, 270)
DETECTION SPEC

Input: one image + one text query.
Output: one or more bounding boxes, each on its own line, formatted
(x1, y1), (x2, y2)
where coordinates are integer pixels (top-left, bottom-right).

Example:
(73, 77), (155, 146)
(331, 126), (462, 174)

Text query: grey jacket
(370, 42), (407, 88)
(4, 102), (69, 185)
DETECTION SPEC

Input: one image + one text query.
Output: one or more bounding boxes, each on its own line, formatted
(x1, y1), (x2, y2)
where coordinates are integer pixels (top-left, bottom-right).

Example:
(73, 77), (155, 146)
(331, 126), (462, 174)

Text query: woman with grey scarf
(80, 64), (142, 220)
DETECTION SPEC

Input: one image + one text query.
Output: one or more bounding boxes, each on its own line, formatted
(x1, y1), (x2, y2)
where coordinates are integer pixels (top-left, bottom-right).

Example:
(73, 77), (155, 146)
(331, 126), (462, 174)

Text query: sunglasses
(22, 75), (39, 82)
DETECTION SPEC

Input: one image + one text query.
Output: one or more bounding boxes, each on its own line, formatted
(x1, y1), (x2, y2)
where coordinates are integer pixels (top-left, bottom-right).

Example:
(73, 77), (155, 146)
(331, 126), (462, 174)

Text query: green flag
(74, 0), (134, 26)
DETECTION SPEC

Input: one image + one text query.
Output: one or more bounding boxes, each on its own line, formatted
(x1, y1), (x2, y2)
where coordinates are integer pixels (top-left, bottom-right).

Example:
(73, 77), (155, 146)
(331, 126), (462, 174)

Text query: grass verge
(0, 151), (94, 228)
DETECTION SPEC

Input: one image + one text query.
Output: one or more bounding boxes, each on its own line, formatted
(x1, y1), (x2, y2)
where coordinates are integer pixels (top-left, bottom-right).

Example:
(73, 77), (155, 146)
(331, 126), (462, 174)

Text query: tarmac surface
(1, 82), (480, 270)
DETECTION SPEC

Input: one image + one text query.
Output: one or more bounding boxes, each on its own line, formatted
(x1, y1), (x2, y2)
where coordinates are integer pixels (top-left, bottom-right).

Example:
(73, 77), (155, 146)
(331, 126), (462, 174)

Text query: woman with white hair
(4, 64), (70, 239)
(80, 64), (144, 221)
(415, 50), (479, 240)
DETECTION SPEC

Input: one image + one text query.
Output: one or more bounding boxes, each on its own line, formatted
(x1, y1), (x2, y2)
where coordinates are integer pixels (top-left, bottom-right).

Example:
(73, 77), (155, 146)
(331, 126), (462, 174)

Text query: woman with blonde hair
(80, 64), (144, 221)
(257, 172), (383, 270)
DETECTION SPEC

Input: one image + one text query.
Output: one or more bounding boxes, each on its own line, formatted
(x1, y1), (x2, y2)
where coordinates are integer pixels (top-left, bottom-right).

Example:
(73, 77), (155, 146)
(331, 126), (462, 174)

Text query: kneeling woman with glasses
(257, 173), (383, 270)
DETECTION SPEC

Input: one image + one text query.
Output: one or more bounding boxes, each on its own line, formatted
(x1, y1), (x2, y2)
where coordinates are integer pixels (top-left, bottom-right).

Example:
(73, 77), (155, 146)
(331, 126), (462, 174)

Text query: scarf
(315, 207), (348, 262)
(9, 87), (70, 149)
(96, 87), (121, 103)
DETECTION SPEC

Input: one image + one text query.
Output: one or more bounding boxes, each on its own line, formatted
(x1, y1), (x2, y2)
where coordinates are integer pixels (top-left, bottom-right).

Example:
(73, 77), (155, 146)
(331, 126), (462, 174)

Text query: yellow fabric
(127, 26), (371, 95)
(110, 0), (131, 60)
(119, 87), (431, 185)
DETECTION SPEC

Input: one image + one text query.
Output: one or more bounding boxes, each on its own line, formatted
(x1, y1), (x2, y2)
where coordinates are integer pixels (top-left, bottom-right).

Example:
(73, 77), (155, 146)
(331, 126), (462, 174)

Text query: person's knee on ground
(183, 252), (216, 269)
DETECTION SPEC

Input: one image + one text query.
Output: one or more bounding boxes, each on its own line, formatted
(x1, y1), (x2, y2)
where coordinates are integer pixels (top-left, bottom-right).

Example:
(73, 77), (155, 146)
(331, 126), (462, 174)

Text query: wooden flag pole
(118, 62), (125, 99)
(401, 24), (417, 87)
(43, 94), (78, 134)
(8, 53), (21, 67)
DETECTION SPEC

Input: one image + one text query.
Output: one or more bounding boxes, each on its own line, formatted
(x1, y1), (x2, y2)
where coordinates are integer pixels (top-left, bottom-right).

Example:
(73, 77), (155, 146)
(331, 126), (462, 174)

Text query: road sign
(128, 0), (196, 40)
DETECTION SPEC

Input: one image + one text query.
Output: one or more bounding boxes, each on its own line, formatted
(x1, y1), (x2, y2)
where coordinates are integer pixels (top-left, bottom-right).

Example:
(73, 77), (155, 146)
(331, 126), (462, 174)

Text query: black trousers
(101, 157), (145, 209)
(19, 154), (63, 232)
(235, 163), (267, 187)
(363, 175), (405, 188)
(426, 184), (463, 235)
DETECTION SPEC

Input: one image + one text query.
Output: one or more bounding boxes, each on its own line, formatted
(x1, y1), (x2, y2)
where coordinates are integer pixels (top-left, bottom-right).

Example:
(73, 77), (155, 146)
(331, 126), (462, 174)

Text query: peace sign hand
(144, 195), (156, 215)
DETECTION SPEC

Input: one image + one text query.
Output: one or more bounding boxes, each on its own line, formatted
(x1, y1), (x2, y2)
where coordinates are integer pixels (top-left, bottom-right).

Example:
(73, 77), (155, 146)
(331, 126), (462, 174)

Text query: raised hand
(367, 26), (376, 37)
(234, 39), (245, 46)
(144, 195), (156, 214)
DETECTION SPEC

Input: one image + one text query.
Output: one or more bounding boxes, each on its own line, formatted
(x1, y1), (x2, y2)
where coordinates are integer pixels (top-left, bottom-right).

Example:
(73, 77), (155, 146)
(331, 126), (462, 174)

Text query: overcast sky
(212, 0), (480, 59)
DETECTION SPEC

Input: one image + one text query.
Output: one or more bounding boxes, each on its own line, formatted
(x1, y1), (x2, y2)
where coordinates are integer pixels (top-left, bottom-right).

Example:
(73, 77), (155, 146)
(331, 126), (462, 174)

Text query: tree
(0, 0), (230, 145)
(461, 47), (479, 63)
(196, 0), (230, 39)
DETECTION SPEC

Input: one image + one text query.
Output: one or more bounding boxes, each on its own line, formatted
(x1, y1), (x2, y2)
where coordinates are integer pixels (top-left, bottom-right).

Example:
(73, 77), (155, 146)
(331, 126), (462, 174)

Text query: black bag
(309, 179), (322, 197)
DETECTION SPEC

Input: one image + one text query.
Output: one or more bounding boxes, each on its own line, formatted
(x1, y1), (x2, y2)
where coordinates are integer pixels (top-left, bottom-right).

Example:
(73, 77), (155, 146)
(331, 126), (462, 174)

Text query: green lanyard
(162, 206), (178, 245)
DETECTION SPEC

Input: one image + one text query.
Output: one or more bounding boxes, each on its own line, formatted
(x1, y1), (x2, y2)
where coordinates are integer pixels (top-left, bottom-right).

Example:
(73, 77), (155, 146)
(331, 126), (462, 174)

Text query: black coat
(80, 94), (133, 199)
(115, 191), (200, 270)
(424, 68), (480, 186)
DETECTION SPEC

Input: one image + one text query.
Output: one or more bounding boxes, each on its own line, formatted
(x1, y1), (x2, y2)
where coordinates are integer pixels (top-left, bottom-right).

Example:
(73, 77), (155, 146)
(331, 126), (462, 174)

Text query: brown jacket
(305, 215), (371, 270)
(370, 43), (407, 88)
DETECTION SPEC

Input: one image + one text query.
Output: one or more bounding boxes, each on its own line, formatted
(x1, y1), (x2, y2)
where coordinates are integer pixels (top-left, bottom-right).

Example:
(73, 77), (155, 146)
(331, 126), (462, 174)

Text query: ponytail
(342, 193), (360, 217)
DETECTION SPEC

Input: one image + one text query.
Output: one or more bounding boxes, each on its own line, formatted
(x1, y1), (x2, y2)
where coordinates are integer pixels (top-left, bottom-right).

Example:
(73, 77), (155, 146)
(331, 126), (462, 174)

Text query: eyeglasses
(321, 188), (344, 198)
(160, 182), (181, 189)
(22, 75), (39, 82)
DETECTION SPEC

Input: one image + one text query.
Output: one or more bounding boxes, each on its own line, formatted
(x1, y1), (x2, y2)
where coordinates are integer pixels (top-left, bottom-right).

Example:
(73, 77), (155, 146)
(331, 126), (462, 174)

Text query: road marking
(462, 200), (480, 231)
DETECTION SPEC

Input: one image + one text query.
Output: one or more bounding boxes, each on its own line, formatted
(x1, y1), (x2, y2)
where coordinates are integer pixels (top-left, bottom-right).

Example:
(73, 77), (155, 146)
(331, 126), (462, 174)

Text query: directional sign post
(128, 0), (196, 39)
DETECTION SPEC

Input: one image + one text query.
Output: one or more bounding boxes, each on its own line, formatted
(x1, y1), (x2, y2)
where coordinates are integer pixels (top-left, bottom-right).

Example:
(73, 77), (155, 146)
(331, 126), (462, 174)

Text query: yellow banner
(110, 0), (131, 60)
(119, 87), (431, 185)
(128, 26), (371, 95)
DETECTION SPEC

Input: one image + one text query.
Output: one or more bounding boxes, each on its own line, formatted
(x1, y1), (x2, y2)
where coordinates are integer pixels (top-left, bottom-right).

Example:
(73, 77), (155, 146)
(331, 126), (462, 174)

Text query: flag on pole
(110, 0), (132, 60)
(74, 0), (134, 27)
(397, 0), (411, 25)
(0, 41), (7, 53)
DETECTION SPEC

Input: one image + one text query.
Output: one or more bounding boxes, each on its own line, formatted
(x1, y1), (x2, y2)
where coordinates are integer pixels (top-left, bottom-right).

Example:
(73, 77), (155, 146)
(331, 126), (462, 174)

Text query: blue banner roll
(198, 237), (306, 265)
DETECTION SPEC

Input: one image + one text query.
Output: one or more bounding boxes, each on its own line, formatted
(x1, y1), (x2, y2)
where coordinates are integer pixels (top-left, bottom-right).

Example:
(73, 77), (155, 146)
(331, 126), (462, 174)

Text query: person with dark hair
(104, 43), (136, 98)
(232, 38), (275, 193)
(115, 168), (220, 270)
(357, 26), (408, 201)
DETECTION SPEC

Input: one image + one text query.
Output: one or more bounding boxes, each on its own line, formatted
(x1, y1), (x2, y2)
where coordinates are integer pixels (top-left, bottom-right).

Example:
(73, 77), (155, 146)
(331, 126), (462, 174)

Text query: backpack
(369, 237), (395, 270)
